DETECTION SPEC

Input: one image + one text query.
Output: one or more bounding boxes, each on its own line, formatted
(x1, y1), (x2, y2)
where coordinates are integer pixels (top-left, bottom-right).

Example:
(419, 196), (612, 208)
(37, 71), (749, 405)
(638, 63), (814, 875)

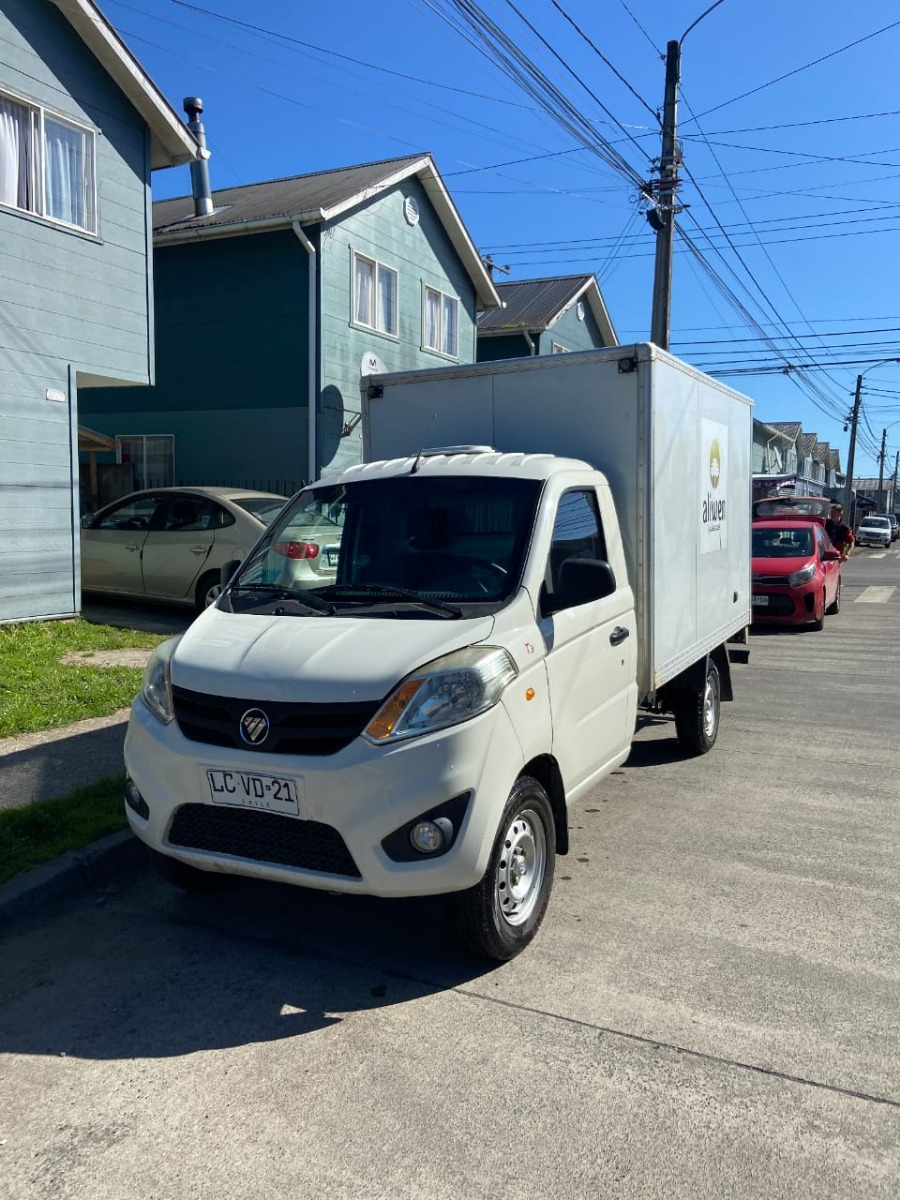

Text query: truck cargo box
(362, 343), (752, 696)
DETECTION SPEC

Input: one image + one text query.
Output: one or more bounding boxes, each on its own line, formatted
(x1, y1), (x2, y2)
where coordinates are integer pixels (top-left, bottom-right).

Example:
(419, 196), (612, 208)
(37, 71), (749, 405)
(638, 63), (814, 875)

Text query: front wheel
(810, 589), (825, 631)
(826, 577), (841, 616)
(674, 659), (720, 756)
(451, 776), (556, 962)
(195, 570), (222, 613)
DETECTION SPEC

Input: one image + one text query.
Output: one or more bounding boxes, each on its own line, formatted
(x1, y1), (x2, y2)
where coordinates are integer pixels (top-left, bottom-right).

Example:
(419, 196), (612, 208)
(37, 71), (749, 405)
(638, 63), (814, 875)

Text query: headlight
(363, 646), (517, 744)
(140, 636), (180, 725)
(787, 563), (817, 587)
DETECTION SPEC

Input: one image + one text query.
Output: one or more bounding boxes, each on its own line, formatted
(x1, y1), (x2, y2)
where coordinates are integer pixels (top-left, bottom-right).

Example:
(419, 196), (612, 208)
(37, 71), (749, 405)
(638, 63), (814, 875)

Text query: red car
(751, 518), (842, 630)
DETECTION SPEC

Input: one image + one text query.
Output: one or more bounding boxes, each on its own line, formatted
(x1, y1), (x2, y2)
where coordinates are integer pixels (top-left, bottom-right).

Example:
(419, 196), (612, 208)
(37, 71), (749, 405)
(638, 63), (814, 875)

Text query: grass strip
(0, 619), (165, 738)
(0, 775), (127, 885)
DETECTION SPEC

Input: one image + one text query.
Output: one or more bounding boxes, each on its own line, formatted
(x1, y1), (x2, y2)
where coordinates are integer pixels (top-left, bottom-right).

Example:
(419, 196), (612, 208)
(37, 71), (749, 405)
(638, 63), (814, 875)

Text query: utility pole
(878, 428), (888, 512)
(649, 40), (681, 350)
(843, 374), (863, 519)
(893, 451), (899, 514)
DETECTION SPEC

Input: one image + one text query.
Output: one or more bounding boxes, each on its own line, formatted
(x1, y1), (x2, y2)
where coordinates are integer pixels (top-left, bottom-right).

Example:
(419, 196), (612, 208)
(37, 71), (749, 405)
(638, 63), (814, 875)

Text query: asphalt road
(3, 550), (900, 1199)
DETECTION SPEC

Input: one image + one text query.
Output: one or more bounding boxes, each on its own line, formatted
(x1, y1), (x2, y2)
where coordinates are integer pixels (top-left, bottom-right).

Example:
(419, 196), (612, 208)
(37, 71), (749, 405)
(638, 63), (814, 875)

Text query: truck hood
(170, 607), (496, 703)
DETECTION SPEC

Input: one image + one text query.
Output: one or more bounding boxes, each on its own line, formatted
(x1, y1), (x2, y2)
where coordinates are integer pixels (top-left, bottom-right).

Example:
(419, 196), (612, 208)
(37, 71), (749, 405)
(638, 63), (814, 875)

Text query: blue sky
(107, 0), (900, 478)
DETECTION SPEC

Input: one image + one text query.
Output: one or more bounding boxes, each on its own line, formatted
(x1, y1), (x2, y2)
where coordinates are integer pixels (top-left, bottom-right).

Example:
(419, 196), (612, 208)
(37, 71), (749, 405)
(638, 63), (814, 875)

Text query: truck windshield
(233, 474), (542, 609)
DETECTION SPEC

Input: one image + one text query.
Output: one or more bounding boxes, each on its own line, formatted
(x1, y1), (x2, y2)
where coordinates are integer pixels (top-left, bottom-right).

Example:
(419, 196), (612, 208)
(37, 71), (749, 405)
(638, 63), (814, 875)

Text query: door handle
(609, 626), (630, 646)
(125, 544), (139, 552)
(190, 545), (207, 555)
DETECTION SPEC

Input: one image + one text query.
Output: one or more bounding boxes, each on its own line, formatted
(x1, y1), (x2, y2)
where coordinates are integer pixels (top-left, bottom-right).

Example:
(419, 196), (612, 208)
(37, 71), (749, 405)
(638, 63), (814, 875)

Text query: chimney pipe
(183, 96), (213, 217)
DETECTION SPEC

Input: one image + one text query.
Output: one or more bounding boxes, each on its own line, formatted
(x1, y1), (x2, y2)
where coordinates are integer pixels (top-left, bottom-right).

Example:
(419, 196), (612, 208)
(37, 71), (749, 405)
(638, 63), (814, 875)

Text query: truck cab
(126, 449), (638, 960)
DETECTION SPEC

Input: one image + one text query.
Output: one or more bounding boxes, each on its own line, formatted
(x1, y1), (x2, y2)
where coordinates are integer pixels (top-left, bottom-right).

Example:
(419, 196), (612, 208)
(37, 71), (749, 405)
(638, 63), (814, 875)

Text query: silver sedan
(81, 487), (288, 611)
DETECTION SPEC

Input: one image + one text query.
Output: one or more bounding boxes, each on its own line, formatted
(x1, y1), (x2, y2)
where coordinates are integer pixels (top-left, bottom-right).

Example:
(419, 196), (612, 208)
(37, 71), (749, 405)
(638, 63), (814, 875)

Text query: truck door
(538, 489), (637, 792)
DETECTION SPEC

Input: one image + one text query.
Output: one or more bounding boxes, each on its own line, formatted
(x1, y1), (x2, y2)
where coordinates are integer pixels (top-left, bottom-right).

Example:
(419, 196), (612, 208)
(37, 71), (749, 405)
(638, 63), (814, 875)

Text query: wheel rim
(204, 582), (222, 608)
(494, 807), (547, 927)
(702, 673), (719, 740)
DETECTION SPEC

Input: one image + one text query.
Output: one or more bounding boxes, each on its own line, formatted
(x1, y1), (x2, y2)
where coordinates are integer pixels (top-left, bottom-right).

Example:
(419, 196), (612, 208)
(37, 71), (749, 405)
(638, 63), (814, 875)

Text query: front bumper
(751, 579), (822, 624)
(124, 694), (526, 898)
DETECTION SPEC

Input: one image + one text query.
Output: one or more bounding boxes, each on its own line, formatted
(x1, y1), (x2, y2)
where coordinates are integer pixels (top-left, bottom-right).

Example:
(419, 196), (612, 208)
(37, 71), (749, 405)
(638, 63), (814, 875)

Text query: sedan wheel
(195, 570), (222, 613)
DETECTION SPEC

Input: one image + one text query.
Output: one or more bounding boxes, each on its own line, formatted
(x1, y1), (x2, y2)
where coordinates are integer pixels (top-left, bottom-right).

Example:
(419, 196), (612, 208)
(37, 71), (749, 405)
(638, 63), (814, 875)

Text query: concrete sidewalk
(0, 709), (131, 813)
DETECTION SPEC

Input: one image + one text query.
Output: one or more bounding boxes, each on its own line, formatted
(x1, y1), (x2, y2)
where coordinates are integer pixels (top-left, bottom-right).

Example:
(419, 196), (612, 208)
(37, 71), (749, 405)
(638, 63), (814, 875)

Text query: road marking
(869, 552), (888, 559)
(855, 586), (896, 603)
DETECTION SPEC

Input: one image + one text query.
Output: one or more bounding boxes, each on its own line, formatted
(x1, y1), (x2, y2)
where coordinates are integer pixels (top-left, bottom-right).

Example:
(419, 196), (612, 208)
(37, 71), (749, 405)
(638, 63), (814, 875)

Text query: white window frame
(551, 342), (570, 354)
(0, 88), (98, 234)
(351, 250), (398, 337)
(116, 435), (175, 490)
(423, 286), (460, 359)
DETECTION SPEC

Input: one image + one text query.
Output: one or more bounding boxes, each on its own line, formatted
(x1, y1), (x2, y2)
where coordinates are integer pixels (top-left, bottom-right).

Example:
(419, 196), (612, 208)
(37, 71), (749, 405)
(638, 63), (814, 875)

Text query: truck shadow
(0, 867), (498, 1063)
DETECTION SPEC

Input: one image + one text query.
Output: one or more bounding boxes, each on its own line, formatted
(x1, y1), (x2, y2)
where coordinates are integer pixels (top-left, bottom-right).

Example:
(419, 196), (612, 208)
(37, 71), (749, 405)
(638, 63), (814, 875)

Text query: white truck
(125, 344), (751, 960)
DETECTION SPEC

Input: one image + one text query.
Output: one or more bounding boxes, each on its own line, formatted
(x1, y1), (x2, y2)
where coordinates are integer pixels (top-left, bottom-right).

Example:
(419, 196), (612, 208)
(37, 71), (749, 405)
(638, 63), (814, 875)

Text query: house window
(551, 342), (570, 354)
(116, 435), (174, 490)
(424, 287), (459, 358)
(0, 92), (97, 233)
(353, 252), (398, 336)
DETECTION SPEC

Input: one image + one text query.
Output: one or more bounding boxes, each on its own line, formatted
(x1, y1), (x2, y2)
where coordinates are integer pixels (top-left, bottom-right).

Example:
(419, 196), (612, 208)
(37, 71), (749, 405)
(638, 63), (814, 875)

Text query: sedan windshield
(232, 474), (541, 610)
(752, 527), (814, 558)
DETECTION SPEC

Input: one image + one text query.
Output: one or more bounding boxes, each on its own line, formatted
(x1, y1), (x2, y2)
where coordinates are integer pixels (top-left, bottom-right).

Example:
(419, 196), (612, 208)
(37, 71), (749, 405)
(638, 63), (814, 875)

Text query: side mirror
(541, 558), (617, 616)
(221, 559), (241, 587)
(823, 547), (841, 562)
(81, 513), (94, 529)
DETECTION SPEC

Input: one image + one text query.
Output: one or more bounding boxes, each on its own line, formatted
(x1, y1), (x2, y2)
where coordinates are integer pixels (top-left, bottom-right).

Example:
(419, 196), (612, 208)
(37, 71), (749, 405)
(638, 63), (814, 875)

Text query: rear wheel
(451, 776), (555, 962)
(826, 577), (841, 616)
(195, 570), (222, 613)
(150, 849), (227, 892)
(674, 660), (720, 756)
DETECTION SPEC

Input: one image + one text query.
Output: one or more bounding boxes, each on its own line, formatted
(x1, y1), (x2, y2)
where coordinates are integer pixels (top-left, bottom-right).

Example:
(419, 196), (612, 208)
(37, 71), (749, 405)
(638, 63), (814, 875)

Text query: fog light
(125, 777), (149, 819)
(410, 820), (446, 854)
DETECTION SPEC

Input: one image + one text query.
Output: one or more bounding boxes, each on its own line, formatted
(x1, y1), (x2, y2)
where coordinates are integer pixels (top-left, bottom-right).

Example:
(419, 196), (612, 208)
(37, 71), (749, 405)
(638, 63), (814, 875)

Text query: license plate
(324, 545), (339, 568)
(207, 769), (301, 816)
(751, 594), (769, 606)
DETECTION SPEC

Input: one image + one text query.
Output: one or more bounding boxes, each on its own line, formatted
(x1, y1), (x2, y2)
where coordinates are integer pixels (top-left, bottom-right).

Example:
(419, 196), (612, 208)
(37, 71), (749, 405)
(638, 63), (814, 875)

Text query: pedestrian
(825, 504), (854, 560)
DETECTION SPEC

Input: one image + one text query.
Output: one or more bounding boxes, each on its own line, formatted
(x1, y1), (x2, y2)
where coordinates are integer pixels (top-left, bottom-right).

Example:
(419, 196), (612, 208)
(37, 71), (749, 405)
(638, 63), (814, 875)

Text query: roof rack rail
(417, 445), (495, 457)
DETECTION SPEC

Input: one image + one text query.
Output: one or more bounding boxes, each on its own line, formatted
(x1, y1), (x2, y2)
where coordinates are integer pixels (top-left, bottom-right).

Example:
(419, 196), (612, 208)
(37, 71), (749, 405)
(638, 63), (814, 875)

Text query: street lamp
(843, 358), (900, 519)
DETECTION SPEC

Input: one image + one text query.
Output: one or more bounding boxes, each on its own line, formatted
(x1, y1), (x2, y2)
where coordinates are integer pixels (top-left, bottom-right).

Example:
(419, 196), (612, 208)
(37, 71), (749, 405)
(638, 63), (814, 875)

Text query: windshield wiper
(314, 582), (461, 618)
(230, 583), (335, 615)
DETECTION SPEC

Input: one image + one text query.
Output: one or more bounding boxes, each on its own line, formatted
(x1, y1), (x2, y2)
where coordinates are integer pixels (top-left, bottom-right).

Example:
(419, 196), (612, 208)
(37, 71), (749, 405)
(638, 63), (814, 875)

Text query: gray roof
(152, 153), (500, 308)
(769, 421), (802, 442)
(476, 274), (617, 345)
(800, 432), (818, 456)
(153, 155), (426, 234)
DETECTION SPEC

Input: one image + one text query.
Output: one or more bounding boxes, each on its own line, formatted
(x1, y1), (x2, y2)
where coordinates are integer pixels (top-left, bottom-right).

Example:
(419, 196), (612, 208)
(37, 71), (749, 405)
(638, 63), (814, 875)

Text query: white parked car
(856, 515), (892, 549)
(81, 487), (289, 611)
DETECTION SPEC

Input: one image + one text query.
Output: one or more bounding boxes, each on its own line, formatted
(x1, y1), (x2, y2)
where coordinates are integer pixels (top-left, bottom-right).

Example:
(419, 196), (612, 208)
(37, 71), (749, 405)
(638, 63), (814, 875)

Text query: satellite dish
(361, 351), (388, 376)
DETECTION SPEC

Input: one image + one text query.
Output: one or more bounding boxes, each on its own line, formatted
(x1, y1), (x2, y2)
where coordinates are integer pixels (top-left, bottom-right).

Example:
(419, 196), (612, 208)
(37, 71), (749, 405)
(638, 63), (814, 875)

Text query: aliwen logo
(701, 424), (727, 533)
(709, 439), (721, 489)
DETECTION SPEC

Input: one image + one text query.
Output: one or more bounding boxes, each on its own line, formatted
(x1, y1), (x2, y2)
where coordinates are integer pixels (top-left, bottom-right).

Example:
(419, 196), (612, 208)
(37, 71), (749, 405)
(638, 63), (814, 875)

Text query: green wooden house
(476, 274), (617, 361)
(80, 153), (501, 495)
(0, 0), (200, 623)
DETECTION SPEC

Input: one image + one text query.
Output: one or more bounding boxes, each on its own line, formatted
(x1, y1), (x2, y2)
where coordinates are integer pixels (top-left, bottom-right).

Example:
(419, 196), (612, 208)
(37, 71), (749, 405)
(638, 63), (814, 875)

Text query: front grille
(752, 594), (796, 616)
(172, 686), (383, 756)
(168, 804), (361, 877)
(753, 574), (790, 586)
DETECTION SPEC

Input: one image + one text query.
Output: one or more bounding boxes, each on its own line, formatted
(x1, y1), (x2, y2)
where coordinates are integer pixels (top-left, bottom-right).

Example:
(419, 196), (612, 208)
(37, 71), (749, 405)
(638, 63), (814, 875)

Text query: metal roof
(768, 421), (802, 441)
(476, 274), (617, 345)
(51, 0), (200, 170)
(152, 153), (500, 308)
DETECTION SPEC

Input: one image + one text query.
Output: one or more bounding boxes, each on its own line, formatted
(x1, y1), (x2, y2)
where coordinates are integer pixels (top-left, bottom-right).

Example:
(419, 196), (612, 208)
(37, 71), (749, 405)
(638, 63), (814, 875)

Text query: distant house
(80, 153), (501, 496)
(476, 274), (617, 361)
(752, 421), (843, 501)
(0, 0), (200, 624)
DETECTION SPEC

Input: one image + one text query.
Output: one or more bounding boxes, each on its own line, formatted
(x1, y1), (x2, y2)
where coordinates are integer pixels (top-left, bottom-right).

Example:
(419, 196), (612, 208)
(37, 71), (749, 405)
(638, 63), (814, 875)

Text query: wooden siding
(80, 231), (311, 485)
(319, 177), (479, 474)
(0, 0), (156, 622)
(537, 299), (606, 354)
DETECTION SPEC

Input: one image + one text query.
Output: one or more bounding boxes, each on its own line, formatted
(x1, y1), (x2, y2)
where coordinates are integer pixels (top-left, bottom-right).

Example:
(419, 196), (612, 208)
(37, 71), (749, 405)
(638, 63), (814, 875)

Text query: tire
(451, 776), (556, 962)
(826, 577), (841, 616)
(674, 659), (720, 756)
(810, 589), (825, 631)
(195, 570), (222, 613)
(150, 849), (226, 892)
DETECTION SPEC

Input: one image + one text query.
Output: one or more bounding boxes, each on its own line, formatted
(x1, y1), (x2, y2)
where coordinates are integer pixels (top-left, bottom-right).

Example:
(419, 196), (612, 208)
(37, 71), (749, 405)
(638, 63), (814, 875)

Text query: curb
(0, 830), (147, 922)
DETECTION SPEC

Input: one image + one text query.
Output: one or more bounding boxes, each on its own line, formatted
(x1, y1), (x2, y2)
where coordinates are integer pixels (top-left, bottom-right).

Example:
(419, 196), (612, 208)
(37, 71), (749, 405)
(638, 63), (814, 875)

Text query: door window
(159, 495), (219, 533)
(545, 489), (608, 610)
(96, 495), (161, 531)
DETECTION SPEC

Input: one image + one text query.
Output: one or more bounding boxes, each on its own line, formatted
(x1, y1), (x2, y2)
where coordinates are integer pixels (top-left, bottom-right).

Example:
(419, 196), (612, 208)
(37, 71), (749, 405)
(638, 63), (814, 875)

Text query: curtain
(0, 98), (29, 209)
(426, 289), (439, 349)
(355, 256), (373, 326)
(376, 266), (396, 334)
(442, 295), (457, 356)
(44, 117), (84, 228)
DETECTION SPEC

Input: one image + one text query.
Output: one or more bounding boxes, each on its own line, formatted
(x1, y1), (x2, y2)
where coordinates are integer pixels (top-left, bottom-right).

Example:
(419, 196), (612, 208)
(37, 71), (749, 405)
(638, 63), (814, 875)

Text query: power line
(684, 18), (900, 124)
